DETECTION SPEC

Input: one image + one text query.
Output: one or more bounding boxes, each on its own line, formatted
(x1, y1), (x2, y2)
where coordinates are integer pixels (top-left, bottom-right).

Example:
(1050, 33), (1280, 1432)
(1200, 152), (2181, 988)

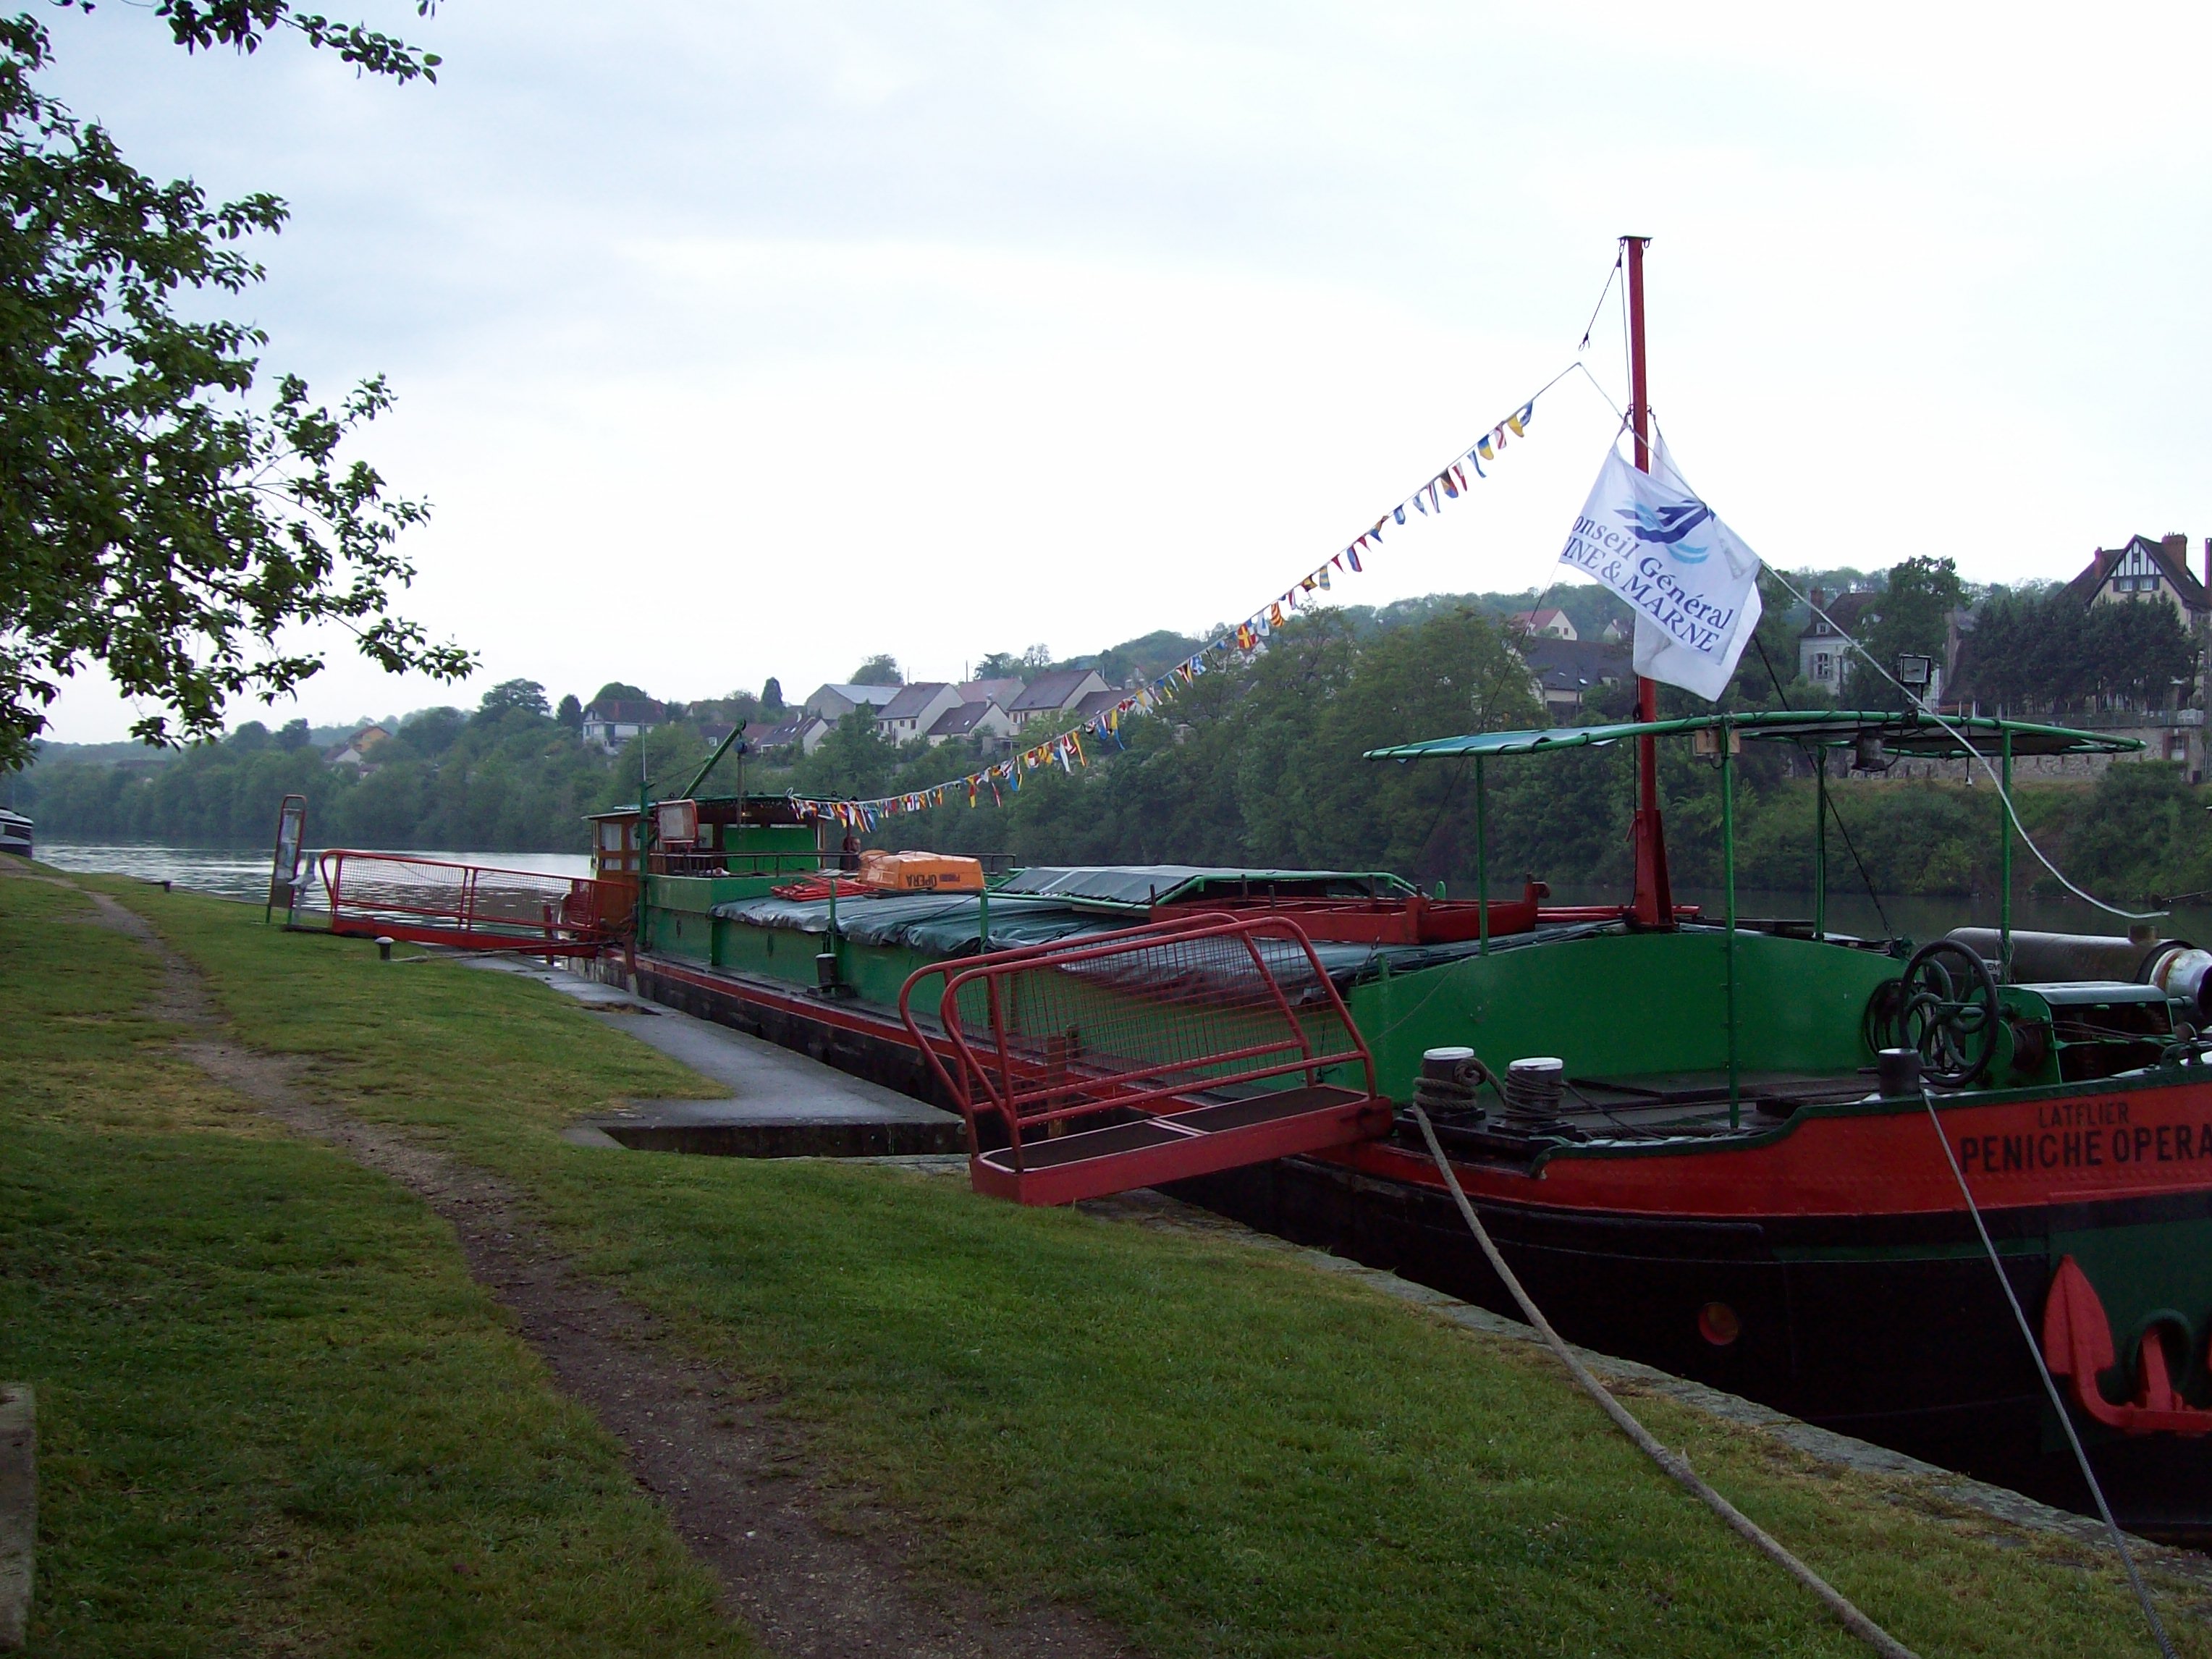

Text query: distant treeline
(800, 599), (2205, 905)
(18, 694), (647, 852)
(17, 572), (2212, 904)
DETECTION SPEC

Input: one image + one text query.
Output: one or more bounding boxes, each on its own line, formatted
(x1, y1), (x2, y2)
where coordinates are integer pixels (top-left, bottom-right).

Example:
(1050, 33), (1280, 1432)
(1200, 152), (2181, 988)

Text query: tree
(394, 704), (463, 757)
(591, 682), (649, 706)
(1960, 583), (2198, 716)
(1094, 630), (1202, 687)
(760, 676), (785, 714)
(275, 715), (311, 750)
(1959, 585), (2067, 714)
(478, 678), (549, 719)
(554, 693), (583, 732)
(1846, 557), (1964, 709)
(0, 9), (465, 771)
(2085, 599), (2197, 709)
(848, 655), (901, 686)
(90, 1), (442, 83)
(793, 710), (898, 799)
(971, 646), (1054, 680)
(685, 691), (759, 727)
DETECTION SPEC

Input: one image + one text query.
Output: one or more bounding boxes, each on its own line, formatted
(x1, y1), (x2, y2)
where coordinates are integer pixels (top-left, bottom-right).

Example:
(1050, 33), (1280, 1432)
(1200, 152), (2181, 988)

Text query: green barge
(586, 711), (2212, 1540)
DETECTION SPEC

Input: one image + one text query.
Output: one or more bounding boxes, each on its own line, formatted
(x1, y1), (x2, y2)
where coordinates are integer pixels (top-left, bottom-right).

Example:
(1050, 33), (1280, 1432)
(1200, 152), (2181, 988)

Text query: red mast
(1624, 236), (1675, 929)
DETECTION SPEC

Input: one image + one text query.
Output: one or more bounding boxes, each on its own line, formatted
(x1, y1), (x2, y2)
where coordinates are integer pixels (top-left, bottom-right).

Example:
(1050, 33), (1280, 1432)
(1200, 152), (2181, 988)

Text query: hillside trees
(858, 607), (1544, 884)
(1964, 586), (2198, 714)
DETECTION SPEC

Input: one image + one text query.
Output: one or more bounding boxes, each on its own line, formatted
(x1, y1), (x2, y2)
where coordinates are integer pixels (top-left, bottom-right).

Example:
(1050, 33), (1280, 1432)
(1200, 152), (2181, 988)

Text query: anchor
(2041, 1254), (2212, 1436)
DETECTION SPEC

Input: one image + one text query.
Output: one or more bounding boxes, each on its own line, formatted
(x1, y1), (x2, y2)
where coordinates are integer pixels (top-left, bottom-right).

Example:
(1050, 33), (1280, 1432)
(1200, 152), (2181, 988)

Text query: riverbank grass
(0, 868), (749, 1658)
(51, 874), (2212, 1657)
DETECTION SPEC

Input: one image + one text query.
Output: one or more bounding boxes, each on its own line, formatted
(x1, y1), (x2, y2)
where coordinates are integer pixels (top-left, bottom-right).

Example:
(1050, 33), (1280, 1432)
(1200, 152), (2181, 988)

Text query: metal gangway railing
(900, 913), (1393, 1204)
(317, 850), (620, 956)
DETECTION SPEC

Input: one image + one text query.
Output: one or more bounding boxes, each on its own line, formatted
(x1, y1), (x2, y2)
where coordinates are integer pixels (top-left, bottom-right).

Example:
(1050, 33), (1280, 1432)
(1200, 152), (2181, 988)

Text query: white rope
(1755, 561), (2162, 923)
(1407, 1105), (1920, 1659)
(1613, 414), (2162, 925)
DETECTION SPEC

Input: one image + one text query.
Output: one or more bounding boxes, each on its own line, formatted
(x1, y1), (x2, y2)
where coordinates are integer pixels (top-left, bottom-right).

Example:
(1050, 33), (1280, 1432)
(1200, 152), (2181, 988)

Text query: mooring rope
(1406, 1105), (1920, 1659)
(1918, 1089), (2179, 1658)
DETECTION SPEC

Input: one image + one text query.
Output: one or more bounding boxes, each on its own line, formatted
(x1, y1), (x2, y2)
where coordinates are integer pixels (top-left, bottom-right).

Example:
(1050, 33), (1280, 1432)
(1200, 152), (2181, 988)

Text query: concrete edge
(1076, 1191), (2212, 1597)
(0, 1383), (33, 1652)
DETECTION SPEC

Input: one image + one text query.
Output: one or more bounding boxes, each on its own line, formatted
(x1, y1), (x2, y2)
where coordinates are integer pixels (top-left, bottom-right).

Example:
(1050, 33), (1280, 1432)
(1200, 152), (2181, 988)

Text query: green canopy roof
(1364, 709), (2146, 763)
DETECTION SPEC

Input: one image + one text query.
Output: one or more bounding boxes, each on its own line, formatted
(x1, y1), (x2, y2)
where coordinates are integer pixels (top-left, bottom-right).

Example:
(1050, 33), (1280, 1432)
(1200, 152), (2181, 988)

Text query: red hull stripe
(1334, 1080), (2212, 1217)
(633, 954), (2212, 1221)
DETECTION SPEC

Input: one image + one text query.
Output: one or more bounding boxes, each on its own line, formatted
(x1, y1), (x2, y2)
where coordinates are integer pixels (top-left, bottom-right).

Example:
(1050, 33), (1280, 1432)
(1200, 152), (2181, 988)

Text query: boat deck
(1558, 1071), (1873, 1137)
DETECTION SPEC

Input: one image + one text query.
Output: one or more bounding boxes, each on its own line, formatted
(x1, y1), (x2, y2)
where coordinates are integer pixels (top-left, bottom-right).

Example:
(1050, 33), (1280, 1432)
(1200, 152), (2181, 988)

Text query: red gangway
(318, 849), (620, 956)
(900, 913), (1394, 1205)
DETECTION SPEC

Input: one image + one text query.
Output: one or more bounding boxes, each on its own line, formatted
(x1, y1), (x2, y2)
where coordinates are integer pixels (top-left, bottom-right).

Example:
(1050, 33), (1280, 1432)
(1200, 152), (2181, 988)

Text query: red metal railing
(318, 850), (617, 956)
(900, 912), (1378, 1172)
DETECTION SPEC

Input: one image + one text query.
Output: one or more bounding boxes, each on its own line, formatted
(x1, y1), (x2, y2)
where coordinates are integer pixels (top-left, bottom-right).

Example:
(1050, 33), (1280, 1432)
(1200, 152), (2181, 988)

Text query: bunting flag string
(785, 383), (1549, 829)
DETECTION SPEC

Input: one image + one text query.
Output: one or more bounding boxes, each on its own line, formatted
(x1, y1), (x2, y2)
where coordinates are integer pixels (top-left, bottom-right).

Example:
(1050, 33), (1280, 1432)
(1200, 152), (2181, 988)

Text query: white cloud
(30, 0), (2212, 740)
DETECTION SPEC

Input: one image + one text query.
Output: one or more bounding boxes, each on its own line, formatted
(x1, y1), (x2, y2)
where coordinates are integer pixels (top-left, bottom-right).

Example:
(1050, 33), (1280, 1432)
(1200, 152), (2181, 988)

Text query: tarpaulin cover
(711, 891), (1116, 954)
(714, 885), (1621, 998)
(996, 865), (1411, 909)
(992, 866), (1220, 907)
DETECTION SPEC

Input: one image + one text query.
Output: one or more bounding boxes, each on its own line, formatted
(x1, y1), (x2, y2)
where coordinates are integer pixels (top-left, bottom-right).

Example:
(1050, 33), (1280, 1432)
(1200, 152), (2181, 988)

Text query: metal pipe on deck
(1722, 717), (1739, 1127)
(1474, 757), (1490, 958)
(1624, 234), (1675, 932)
(1812, 751), (1827, 942)
(1999, 730), (2014, 982)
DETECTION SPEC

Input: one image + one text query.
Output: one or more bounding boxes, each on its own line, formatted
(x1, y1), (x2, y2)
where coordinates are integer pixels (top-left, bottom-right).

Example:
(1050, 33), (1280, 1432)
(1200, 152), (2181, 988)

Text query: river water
(35, 841), (592, 908)
(33, 840), (2212, 946)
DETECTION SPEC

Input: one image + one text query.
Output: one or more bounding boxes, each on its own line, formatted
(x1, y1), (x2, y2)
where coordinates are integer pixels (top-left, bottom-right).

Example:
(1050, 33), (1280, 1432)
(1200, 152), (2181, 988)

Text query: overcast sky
(35, 1), (2212, 740)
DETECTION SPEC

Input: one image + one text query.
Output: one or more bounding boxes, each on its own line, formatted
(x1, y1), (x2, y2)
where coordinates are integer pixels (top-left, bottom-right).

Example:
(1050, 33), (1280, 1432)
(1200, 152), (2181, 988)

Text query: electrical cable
(1918, 1089), (2178, 1658)
(1818, 780), (1894, 938)
(1763, 562), (2161, 923)
(1559, 1078), (1669, 1140)
(1576, 250), (1623, 355)
(1630, 415), (2160, 925)
(1407, 1105), (1920, 1658)
(1752, 632), (1894, 937)
(1414, 261), (2155, 1646)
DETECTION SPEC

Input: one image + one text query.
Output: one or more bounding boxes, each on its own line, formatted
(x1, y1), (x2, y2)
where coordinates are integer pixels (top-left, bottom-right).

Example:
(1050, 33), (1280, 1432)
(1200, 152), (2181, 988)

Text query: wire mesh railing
(317, 850), (618, 954)
(903, 913), (1375, 1165)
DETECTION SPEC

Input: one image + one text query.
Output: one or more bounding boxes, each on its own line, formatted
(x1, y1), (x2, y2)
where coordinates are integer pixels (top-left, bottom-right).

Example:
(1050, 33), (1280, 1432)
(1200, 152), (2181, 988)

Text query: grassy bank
(15, 874), (2197, 1656)
(0, 869), (748, 1657)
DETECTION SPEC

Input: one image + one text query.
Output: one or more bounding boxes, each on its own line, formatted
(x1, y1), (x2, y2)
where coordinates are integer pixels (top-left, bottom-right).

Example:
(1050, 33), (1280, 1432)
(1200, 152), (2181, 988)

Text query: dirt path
(77, 885), (1130, 1659)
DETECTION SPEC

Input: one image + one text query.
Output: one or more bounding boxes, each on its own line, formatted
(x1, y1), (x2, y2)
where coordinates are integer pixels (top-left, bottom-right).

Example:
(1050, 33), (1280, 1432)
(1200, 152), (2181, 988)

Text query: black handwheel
(1892, 940), (1999, 1088)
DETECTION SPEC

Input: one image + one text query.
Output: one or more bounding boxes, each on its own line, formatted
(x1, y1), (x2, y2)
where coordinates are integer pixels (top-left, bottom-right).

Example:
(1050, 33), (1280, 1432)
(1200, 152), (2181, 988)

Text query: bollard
(1876, 1047), (1922, 1098)
(376, 936), (394, 963)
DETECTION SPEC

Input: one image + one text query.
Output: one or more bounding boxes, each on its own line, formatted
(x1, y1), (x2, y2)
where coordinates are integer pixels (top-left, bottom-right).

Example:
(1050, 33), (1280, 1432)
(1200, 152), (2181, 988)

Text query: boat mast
(1624, 236), (1676, 929)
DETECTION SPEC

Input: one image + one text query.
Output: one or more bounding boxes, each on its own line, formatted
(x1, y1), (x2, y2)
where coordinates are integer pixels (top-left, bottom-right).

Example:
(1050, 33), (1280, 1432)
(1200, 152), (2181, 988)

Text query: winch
(1946, 926), (2212, 1018)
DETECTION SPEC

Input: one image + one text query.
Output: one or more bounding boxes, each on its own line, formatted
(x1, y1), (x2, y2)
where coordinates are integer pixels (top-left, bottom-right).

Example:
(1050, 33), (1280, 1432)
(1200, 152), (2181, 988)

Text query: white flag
(1554, 444), (1763, 702)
